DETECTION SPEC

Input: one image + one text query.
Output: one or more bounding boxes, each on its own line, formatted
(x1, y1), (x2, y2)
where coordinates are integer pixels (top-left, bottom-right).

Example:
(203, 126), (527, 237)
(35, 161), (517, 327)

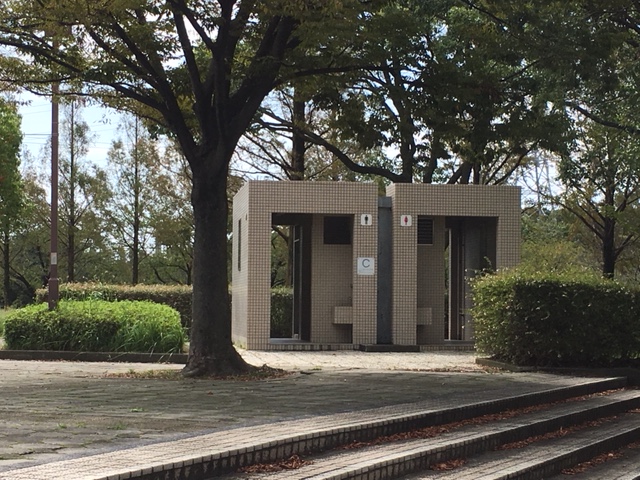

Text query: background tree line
(1, 100), (194, 307)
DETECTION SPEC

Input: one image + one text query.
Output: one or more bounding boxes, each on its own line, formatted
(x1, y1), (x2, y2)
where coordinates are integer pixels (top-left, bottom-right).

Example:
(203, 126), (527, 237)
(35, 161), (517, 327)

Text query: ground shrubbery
(3, 300), (185, 353)
(473, 270), (640, 367)
(35, 283), (294, 338)
(270, 287), (293, 338)
(36, 283), (192, 332)
(0, 309), (9, 337)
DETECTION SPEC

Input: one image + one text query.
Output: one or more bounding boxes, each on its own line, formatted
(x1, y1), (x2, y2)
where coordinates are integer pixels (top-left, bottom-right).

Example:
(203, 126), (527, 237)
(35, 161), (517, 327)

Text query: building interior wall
(310, 214), (353, 344)
(416, 216), (446, 345)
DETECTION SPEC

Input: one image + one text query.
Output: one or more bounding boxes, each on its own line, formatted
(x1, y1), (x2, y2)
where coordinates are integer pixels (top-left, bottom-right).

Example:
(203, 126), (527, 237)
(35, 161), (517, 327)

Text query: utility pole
(48, 76), (60, 309)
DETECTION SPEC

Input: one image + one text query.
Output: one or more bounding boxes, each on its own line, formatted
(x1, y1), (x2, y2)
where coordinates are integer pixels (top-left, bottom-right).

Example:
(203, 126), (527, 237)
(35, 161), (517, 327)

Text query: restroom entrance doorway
(446, 217), (497, 341)
(271, 213), (312, 341)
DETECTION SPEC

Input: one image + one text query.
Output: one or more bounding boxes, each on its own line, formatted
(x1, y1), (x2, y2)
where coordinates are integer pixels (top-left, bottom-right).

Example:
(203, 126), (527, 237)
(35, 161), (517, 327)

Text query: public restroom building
(232, 181), (520, 350)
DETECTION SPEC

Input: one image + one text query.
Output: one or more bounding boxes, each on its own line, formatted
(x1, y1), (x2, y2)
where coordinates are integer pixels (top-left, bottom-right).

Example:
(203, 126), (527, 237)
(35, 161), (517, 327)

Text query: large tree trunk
(290, 97), (306, 181)
(182, 155), (251, 377)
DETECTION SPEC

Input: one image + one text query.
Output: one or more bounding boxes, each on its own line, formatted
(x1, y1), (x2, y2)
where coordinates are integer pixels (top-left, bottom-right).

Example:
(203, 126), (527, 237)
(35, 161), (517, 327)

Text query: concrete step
(546, 441), (640, 479)
(237, 388), (640, 479)
(410, 411), (640, 479)
(0, 376), (628, 480)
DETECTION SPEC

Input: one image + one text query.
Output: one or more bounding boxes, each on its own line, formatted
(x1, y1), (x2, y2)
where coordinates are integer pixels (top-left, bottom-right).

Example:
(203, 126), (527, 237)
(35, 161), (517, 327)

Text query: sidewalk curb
(0, 350), (187, 364)
(476, 357), (640, 386)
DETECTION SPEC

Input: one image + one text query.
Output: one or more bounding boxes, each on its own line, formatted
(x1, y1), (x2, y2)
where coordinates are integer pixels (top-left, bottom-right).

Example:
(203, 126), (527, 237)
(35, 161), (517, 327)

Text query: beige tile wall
(387, 184), (520, 345)
(311, 215), (353, 343)
(231, 184), (249, 347)
(233, 181), (520, 350)
(232, 181), (378, 349)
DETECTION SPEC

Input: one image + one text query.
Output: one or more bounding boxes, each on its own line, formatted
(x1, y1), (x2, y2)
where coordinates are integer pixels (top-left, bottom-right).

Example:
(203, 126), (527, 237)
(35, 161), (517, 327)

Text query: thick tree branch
(567, 102), (640, 136)
(171, 9), (205, 107)
(259, 113), (406, 183)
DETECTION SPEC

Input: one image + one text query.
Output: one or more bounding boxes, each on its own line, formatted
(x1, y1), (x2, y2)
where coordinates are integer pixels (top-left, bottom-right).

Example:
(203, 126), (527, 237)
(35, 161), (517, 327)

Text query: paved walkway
(0, 350), (603, 478)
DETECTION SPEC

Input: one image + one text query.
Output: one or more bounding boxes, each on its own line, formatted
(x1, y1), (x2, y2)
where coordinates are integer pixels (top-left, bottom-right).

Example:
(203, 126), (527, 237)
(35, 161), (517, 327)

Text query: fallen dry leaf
(239, 455), (313, 473)
(430, 458), (467, 471)
(561, 441), (640, 475)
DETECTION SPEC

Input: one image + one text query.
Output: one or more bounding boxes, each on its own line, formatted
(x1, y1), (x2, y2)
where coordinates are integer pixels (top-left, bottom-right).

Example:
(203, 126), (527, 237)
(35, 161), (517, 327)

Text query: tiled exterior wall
(233, 181), (520, 350)
(387, 184), (521, 345)
(232, 181), (379, 349)
(231, 185), (249, 347)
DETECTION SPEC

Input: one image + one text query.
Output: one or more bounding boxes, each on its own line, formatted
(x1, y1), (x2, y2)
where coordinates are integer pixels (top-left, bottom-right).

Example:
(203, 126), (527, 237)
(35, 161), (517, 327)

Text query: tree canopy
(0, 97), (24, 307)
(0, 0), (388, 375)
(1, 0), (640, 368)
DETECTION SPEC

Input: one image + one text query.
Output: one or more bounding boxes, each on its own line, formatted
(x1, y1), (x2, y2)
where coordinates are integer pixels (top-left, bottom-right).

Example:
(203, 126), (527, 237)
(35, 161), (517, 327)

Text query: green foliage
(0, 98), (25, 307)
(472, 270), (640, 367)
(0, 308), (11, 335)
(57, 100), (113, 283)
(555, 119), (640, 278)
(519, 210), (598, 276)
(106, 115), (165, 285)
(270, 287), (293, 338)
(520, 240), (596, 277)
(0, 98), (23, 224)
(35, 283), (192, 331)
(3, 300), (185, 353)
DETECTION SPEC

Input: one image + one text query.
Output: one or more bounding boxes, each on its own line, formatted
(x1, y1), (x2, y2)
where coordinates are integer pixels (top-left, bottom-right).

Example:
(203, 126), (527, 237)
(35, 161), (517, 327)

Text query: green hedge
(271, 287), (293, 338)
(3, 300), (185, 353)
(472, 271), (640, 367)
(34, 283), (294, 338)
(36, 283), (192, 332)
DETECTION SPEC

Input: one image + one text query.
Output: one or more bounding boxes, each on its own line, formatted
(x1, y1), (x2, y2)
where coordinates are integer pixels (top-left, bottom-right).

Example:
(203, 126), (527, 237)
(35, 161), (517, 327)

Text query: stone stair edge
(179, 376), (634, 467)
(422, 412), (640, 480)
(0, 376), (631, 480)
(252, 391), (640, 480)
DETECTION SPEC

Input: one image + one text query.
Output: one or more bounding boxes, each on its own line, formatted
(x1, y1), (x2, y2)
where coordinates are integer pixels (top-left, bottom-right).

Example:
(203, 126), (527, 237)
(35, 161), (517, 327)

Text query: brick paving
(0, 349), (623, 479)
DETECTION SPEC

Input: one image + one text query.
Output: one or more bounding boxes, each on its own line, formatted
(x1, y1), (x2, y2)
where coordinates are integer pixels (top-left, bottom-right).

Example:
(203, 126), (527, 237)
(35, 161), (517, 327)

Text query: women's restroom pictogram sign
(400, 215), (412, 227)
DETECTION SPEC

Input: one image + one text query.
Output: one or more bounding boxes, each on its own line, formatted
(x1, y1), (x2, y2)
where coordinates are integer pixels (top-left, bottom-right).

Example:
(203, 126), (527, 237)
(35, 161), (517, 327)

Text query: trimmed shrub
(472, 271), (640, 367)
(3, 300), (185, 353)
(270, 287), (293, 338)
(0, 309), (9, 336)
(33, 284), (298, 339)
(36, 283), (192, 332)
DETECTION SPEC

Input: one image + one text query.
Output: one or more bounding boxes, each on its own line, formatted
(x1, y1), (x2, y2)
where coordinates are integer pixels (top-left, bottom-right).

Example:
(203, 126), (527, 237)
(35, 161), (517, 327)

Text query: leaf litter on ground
(105, 365), (291, 381)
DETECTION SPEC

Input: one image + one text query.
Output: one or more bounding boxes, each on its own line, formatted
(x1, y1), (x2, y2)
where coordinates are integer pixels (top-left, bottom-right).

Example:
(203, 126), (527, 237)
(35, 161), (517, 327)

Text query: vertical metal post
(377, 197), (393, 344)
(48, 80), (59, 310)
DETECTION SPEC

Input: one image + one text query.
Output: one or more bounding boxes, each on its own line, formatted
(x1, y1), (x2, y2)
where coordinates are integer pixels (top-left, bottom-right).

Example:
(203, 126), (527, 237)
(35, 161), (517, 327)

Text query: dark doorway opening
(446, 217), (497, 341)
(271, 213), (312, 341)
